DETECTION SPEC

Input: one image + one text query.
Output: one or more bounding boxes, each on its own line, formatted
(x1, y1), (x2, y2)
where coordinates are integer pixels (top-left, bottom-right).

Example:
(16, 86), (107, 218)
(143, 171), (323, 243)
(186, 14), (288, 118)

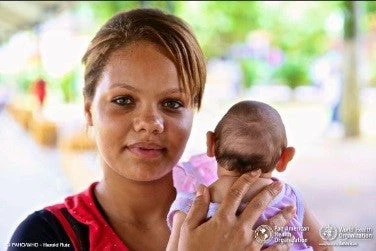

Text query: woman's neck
(95, 169), (176, 228)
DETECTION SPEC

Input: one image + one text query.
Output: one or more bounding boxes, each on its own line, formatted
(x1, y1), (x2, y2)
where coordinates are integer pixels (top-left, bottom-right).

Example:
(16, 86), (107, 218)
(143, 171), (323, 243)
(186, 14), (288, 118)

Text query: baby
(167, 100), (329, 250)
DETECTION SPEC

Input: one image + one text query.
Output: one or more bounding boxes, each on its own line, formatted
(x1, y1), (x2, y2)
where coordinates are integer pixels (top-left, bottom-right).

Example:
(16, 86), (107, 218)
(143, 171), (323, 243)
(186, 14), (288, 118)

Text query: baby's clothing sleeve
(167, 192), (219, 229)
(172, 153), (218, 193)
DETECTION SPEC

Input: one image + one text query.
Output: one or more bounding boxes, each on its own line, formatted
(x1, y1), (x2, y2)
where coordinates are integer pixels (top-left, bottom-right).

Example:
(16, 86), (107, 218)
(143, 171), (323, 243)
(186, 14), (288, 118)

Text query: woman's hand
(177, 170), (295, 251)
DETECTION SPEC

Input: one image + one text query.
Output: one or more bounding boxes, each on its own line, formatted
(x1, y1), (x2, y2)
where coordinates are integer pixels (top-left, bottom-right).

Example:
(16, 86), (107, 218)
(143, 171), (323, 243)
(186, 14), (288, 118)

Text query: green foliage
(77, 1), (339, 60)
(343, 1), (356, 40)
(365, 1), (376, 13)
(76, 1), (177, 32)
(176, 2), (340, 59)
(258, 2), (338, 58)
(273, 58), (310, 89)
(176, 1), (260, 58)
(240, 60), (272, 88)
(141, 1), (176, 13)
(60, 70), (77, 103)
(17, 72), (35, 93)
(77, 1), (140, 26)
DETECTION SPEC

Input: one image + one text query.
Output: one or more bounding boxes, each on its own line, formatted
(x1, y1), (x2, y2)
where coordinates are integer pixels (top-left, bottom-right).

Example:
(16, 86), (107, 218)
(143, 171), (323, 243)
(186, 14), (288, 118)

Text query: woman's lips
(127, 142), (165, 159)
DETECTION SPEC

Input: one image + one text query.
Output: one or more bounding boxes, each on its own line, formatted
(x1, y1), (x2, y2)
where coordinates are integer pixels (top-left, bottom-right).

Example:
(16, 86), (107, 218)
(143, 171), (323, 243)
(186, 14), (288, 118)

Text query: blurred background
(0, 1), (375, 250)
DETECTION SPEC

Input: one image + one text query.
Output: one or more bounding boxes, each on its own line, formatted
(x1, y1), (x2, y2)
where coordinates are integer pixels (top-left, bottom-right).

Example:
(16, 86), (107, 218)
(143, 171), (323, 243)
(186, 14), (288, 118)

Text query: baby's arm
(166, 211), (187, 251)
(303, 207), (333, 251)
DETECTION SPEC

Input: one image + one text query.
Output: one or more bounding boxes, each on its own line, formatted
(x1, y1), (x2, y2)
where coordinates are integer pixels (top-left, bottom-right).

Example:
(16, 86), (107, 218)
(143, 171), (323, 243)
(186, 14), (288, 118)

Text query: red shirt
(46, 182), (128, 251)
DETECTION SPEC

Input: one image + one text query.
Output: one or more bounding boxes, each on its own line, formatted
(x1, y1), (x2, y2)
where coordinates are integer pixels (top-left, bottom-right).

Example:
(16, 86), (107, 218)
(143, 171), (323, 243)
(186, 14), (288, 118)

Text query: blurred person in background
(312, 40), (344, 136)
(31, 77), (47, 110)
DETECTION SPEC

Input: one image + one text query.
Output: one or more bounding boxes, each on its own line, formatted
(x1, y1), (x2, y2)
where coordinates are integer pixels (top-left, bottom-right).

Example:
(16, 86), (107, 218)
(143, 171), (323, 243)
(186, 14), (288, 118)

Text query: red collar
(64, 182), (128, 251)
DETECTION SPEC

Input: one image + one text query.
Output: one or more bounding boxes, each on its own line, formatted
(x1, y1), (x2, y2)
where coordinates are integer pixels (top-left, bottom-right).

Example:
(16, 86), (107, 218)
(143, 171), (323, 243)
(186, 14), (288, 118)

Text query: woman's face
(85, 41), (194, 182)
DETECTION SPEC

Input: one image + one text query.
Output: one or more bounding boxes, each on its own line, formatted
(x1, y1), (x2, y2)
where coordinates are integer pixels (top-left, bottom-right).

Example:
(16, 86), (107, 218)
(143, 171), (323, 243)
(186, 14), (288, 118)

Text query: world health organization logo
(254, 225), (274, 244)
(320, 225), (338, 241)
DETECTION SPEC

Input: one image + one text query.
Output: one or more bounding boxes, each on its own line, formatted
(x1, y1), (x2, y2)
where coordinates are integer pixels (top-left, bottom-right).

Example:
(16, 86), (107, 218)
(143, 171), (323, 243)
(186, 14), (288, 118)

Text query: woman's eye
(163, 100), (183, 109)
(112, 97), (133, 106)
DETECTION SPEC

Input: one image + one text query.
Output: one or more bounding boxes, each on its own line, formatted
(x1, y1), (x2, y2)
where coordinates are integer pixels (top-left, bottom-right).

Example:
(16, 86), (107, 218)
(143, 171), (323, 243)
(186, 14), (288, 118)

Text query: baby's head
(206, 100), (295, 175)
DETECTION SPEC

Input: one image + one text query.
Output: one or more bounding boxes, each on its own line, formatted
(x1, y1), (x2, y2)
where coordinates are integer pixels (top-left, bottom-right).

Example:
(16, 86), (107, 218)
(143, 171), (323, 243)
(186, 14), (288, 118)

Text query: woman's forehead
(98, 42), (189, 94)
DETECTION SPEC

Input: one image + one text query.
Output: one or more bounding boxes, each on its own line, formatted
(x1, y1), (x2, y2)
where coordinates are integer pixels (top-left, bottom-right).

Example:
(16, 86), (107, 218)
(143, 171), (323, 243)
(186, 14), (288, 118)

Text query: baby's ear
(206, 131), (216, 157)
(275, 147), (295, 172)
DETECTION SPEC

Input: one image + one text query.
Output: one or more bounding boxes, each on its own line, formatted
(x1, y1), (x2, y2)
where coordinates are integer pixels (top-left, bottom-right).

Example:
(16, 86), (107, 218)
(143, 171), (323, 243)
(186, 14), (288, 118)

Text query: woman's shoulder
(9, 209), (72, 245)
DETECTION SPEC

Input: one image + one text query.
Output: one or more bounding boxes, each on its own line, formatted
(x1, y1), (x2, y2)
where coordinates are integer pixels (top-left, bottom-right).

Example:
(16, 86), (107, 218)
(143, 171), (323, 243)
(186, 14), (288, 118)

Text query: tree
(75, 1), (177, 31)
(175, 1), (260, 58)
(341, 1), (361, 137)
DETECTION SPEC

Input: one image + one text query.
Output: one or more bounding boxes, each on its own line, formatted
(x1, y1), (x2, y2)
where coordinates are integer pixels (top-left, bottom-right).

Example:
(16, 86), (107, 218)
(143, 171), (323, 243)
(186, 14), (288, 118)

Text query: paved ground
(0, 111), (72, 249)
(0, 100), (375, 250)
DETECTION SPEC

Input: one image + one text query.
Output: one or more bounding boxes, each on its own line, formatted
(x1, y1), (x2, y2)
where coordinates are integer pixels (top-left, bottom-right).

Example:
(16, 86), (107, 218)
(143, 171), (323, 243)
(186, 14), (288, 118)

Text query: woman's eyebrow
(110, 83), (185, 95)
(162, 88), (185, 95)
(110, 83), (139, 92)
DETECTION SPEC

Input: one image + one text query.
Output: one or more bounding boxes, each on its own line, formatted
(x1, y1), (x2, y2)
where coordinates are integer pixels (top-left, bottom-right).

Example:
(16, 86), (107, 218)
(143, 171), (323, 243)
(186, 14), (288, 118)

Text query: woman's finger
(246, 205), (296, 251)
(183, 184), (210, 230)
(261, 242), (291, 251)
(216, 170), (261, 217)
(239, 181), (284, 225)
(264, 205), (296, 231)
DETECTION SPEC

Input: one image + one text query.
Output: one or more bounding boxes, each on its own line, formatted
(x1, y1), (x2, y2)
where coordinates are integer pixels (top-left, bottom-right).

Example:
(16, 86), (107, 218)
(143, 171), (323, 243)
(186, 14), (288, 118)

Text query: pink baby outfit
(170, 153), (313, 251)
(172, 153), (218, 192)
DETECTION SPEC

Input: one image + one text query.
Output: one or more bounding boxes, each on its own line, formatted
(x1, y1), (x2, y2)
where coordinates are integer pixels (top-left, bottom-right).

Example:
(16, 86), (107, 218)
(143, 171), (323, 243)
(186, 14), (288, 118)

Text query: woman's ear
(206, 131), (216, 157)
(275, 147), (295, 172)
(84, 100), (93, 126)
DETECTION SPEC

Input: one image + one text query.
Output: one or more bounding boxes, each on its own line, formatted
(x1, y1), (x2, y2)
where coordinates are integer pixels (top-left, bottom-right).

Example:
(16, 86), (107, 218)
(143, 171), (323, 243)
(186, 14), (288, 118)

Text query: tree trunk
(341, 1), (361, 137)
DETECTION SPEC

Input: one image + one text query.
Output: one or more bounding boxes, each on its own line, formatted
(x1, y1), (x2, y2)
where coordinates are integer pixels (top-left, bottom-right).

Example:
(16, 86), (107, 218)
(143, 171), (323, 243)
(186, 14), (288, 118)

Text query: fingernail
(196, 184), (204, 196)
(249, 169), (261, 177)
(290, 206), (296, 214)
(285, 205), (296, 214)
(271, 180), (283, 192)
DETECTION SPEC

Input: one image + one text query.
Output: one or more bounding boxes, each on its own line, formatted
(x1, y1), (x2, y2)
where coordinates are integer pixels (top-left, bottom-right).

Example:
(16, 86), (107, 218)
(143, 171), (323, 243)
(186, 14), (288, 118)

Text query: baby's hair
(214, 101), (287, 173)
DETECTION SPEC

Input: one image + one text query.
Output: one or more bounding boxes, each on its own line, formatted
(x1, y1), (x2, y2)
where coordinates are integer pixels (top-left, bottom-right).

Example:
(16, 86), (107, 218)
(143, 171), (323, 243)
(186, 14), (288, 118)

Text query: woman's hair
(82, 8), (206, 109)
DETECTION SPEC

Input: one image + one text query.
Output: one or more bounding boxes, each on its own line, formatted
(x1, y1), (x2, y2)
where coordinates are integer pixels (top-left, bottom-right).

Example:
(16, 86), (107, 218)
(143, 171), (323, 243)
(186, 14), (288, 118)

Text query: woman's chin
(119, 168), (173, 183)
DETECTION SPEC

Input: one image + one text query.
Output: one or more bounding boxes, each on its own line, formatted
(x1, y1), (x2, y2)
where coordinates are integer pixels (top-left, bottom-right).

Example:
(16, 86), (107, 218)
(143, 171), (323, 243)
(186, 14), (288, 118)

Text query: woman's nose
(133, 106), (164, 134)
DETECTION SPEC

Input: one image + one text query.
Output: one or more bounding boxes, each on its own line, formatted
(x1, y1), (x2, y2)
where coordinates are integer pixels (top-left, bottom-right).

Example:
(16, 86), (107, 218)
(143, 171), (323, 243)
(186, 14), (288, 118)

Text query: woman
(10, 8), (294, 250)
